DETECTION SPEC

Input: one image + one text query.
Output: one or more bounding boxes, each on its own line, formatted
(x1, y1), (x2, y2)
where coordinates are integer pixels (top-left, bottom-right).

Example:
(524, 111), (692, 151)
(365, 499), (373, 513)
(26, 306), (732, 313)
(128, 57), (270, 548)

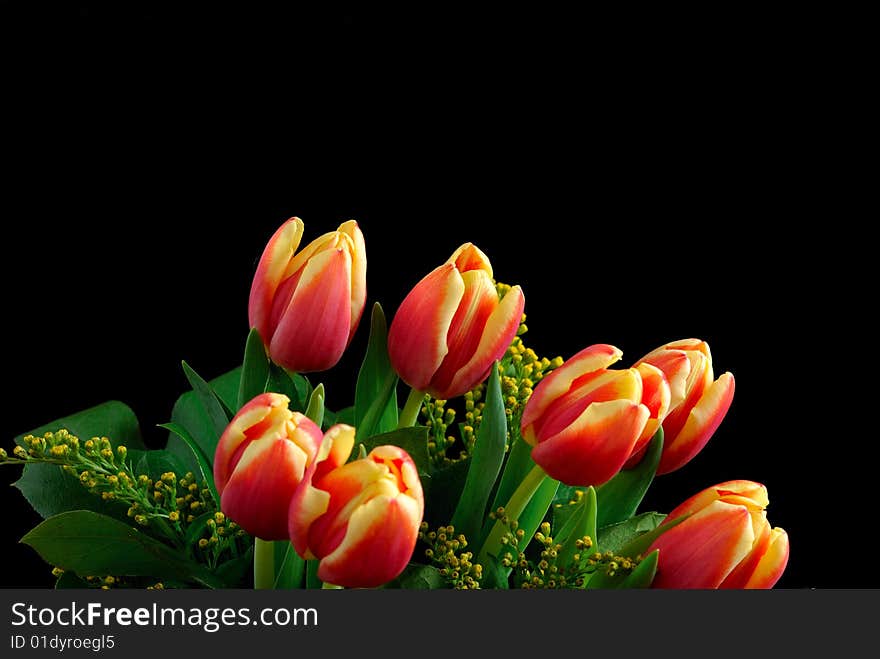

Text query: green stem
(477, 463), (547, 565)
(398, 387), (425, 428)
(321, 582), (343, 589)
(254, 537), (275, 590)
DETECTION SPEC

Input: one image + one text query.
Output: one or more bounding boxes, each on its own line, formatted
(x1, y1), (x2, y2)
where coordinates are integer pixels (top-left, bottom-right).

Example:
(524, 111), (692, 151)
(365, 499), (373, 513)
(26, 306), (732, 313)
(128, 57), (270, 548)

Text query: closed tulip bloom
(388, 243), (525, 400)
(248, 217), (367, 373)
(213, 393), (323, 541)
(648, 480), (789, 589)
(289, 425), (424, 588)
(520, 344), (670, 486)
(635, 339), (735, 474)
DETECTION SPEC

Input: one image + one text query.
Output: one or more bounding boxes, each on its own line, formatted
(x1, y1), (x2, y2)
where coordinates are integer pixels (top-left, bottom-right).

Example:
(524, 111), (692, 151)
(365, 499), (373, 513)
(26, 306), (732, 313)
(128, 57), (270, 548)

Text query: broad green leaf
(356, 426), (431, 476)
(55, 572), (88, 589)
(587, 549), (659, 589)
(22, 511), (224, 588)
(266, 364), (312, 412)
(354, 303), (399, 439)
(238, 328), (270, 410)
(181, 361), (234, 438)
(306, 559), (321, 589)
(422, 458), (470, 527)
(384, 563), (445, 589)
(508, 476), (559, 561)
(489, 435), (533, 520)
(328, 406), (355, 427)
(597, 512), (668, 554)
(164, 367), (241, 473)
(595, 429), (663, 527)
(451, 364), (507, 542)
(159, 422), (218, 505)
(215, 546), (254, 588)
(133, 449), (187, 482)
(274, 542), (305, 589)
(616, 513), (689, 559)
(13, 401), (144, 520)
(479, 554), (510, 589)
(557, 486), (598, 567)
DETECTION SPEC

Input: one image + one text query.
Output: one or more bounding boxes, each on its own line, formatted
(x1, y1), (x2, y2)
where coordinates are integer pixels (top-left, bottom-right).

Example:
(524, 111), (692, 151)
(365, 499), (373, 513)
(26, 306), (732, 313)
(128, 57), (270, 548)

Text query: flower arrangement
(1, 217), (788, 590)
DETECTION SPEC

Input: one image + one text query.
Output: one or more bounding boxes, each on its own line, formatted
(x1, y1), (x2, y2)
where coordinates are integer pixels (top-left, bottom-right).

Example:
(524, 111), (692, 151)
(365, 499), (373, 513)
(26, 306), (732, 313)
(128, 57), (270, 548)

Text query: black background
(0, 4), (868, 588)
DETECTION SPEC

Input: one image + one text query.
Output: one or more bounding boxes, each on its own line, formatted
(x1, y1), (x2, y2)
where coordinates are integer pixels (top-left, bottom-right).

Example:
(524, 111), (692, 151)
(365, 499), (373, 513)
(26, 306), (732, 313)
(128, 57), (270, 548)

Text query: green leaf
(215, 546), (254, 588)
(557, 486), (598, 567)
(329, 406), (355, 427)
(450, 364), (507, 542)
(159, 422), (218, 505)
(13, 401), (144, 520)
(306, 559), (321, 589)
(597, 512), (668, 554)
(305, 383), (325, 428)
(510, 476), (560, 560)
(266, 364), (312, 412)
(616, 514), (689, 560)
(489, 435), (533, 520)
(595, 428), (663, 528)
(587, 549), (659, 589)
(164, 367), (241, 473)
(354, 303), (399, 439)
(421, 458), (470, 528)
(356, 426), (431, 476)
(383, 563), (445, 589)
(133, 449), (188, 482)
(183, 512), (215, 554)
(238, 328), (271, 410)
(274, 542), (305, 589)
(181, 361), (234, 438)
(479, 554), (510, 589)
(55, 572), (89, 589)
(22, 511), (224, 588)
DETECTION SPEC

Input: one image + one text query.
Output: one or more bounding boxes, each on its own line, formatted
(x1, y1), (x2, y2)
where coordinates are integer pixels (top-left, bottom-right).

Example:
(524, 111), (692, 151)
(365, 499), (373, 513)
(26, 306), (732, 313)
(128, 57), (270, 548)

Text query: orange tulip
(634, 339), (735, 474)
(648, 480), (789, 589)
(520, 344), (670, 486)
(248, 217), (366, 373)
(213, 393), (323, 541)
(289, 425), (424, 588)
(387, 243), (524, 399)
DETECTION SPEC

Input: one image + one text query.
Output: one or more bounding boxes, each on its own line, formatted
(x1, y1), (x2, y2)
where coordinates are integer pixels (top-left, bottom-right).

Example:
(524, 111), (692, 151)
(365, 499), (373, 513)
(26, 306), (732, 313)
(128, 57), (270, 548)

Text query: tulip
(388, 243), (524, 401)
(289, 424), (424, 588)
(520, 344), (670, 486)
(213, 393), (323, 541)
(648, 480), (789, 589)
(248, 217), (366, 373)
(634, 339), (735, 474)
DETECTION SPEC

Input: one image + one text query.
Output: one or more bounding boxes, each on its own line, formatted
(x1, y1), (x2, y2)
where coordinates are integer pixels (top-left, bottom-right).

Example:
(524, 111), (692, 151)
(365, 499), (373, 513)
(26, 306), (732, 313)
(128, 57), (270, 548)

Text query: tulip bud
(289, 425), (424, 587)
(520, 344), (668, 486)
(634, 339), (735, 474)
(248, 217), (367, 373)
(648, 480), (789, 589)
(213, 393), (323, 540)
(388, 243), (524, 400)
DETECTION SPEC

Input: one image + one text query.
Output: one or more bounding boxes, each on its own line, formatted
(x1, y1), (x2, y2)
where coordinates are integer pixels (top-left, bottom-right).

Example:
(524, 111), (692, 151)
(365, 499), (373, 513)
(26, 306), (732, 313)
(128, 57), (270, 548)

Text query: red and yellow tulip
(648, 480), (789, 589)
(288, 425), (424, 588)
(213, 393), (323, 541)
(248, 217), (366, 373)
(388, 243), (524, 400)
(634, 339), (735, 474)
(520, 344), (670, 486)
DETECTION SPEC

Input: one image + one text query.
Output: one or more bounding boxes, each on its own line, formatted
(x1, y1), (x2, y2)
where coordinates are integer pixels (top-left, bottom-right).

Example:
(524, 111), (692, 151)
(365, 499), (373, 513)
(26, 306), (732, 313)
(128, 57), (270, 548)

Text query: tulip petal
(446, 242), (493, 277)
(521, 344), (623, 443)
(269, 247), (353, 373)
(387, 264), (465, 391)
(220, 437), (310, 540)
(317, 493), (423, 588)
(740, 527), (789, 588)
(658, 372), (735, 474)
(665, 480), (769, 521)
(531, 399), (649, 486)
(630, 363), (671, 455)
(337, 220), (367, 343)
(533, 368), (643, 442)
(427, 269), (499, 397)
(248, 218), (304, 345)
(650, 501), (755, 589)
(437, 284), (525, 400)
(288, 424), (356, 558)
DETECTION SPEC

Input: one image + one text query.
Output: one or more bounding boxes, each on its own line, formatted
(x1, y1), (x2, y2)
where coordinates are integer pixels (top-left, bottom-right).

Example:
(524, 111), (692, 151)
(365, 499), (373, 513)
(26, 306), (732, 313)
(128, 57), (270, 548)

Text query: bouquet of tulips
(2, 218), (789, 590)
